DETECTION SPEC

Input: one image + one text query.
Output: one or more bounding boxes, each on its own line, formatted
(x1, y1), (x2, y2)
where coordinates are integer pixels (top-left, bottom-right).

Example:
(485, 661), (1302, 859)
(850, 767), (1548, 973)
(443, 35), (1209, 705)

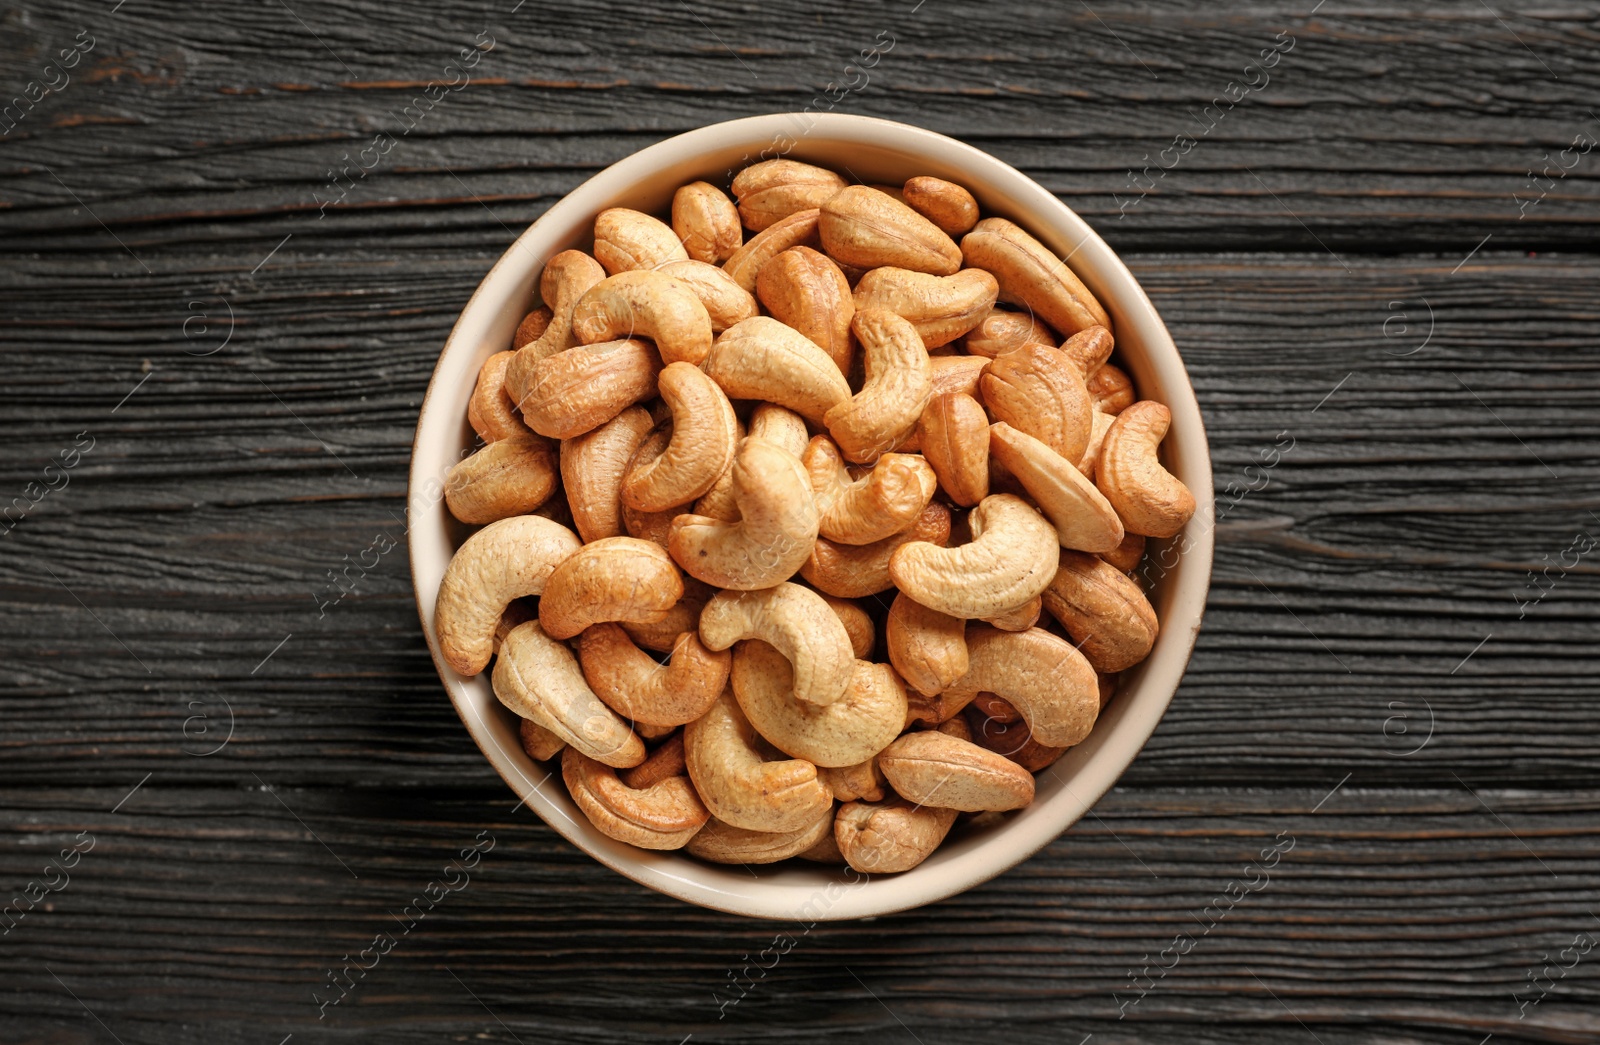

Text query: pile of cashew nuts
(434, 160), (1196, 873)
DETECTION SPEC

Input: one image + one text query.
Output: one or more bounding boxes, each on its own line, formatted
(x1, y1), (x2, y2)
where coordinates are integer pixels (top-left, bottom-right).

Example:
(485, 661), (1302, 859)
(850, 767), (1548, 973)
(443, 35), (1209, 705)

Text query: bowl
(409, 113), (1213, 921)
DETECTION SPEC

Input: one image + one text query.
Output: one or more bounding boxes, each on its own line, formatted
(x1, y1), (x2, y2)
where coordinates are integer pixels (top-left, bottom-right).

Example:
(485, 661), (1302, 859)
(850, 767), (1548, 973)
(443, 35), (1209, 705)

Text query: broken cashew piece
(684, 689), (833, 832)
(668, 437), (819, 590)
(577, 623), (730, 727)
(697, 582), (854, 708)
(878, 730), (1035, 812)
(1096, 400), (1197, 538)
(570, 270), (714, 366)
(851, 267), (998, 349)
(1041, 550), (1159, 673)
(803, 435), (936, 545)
(824, 308), (932, 464)
(989, 422), (1124, 554)
(835, 799), (957, 874)
(444, 433), (558, 524)
(434, 515), (582, 676)
(562, 746), (709, 850)
(493, 621), (644, 768)
(960, 217), (1111, 336)
(889, 493), (1059, 619)
(620, 361), (738, 512)
(537, 536), (683, 641)
(731, 641), (908, 767)
(943, 625), (1100, 748)
(703, 316), (851, 424)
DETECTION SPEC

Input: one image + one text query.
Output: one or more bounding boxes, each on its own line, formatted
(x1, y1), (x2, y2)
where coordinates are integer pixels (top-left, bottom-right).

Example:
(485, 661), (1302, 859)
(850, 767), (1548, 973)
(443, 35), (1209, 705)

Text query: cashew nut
(493, 621), (645, 767)
(504, 250), (607, 402)
(885, 591), (968, 698)
(702, 316), (851, 424)
(570, 270), (714, 366)
(691, 403), (804, 521)
(961, 305), (1056, 359)
(817, 758), (885, 803)
(697, 582), (854, 707)
(963, 696), (1068, 773)
(851, 267), (998, 349)
(803, 435), (936, 545)
(889, 493), (1059, 619)
(960, 217), (1110, 336)
(672, 181), (742, 264)
(916, 392), (989, 507)
(512, 306), (553, 351)
(731, 158), (848, 231)
(1096, 400), (1196, 538)
(878, 730), (1035, 812)
(519, 715), (566, 762)
(943, 625), (1100, 747)
(834, 799), (956, 873)
(902, 176), (980, 237)
(668, 437), (818, 590)
(801, 500), (951, 598)
(1076, 408), (1115, 481)
(444, 433), (559, 524)
(989, 422), (1124, 554)
(468, 351), (527, 442)
(1088, 362), (1135, 414)
(686, 806), (835, 865)
(622, 576), (715, 653)
(1101, 530), (1147, 573)
(592, 207), (688, 274)
(722, 207), (820, 292)
(536, 536), (683, 641)
(731, 641), (907, 767)
(655, 259), (759, 332)
(683, 689), (833, 832)
(1041, 550), (1158, 672)
(559, 405), (655, 543)
(983, 593), (1042, 633)
(820, 593), (875, 659)
(981, 341), (1094, 464)
(818, 185), (962, 276)
(562, 746), (709, 850)
(434, 515), (582, 676)
(617, 423), (678, 549)
(824, 309), (932, 464)
(928, 355), (991, 400)
(517, 338), (662, 440)
(620, 362), (738, 512)
(755, 246), (855, 376)
(619, 731), (687, 790)
(577, 623), (730, 727)
(1058, 324), (1115, 375)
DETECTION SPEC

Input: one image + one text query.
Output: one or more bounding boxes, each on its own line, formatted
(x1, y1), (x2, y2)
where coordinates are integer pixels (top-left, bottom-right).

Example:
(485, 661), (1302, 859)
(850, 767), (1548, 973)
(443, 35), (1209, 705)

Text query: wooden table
(3, 2), (1597, 1042)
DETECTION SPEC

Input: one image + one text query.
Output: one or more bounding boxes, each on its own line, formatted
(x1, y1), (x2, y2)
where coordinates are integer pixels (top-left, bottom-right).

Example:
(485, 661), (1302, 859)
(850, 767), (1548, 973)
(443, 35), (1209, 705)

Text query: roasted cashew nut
(571, 270), (714, 366)
(917, 392), (990, 507)
(512, 306), (553, 351)
(929, 355), (991, 399)
(801, 501), (951, 599)
(493, 621), (644, 768)
(731, 641), (907, 767)
(620, 361), (738, 512)
(621, 576), (715, 653)
(989, 422), (1124, 554)
(803, 435), (936, 545)
(834, 799), (956, 874)
(619, 732), (688, 790)
(824, 308), (933, 464)
(577, 623), (729, 727)
(818, 185), (962, 275)
(1058, 325), (1115, 375)
(851, 267), (998, 349)
(516, 338), (662, 440)
(982, 593), (1042, 632)
(878, 730), (1035, 812)
(686, 806), (835, 865)
(504, 250), (607, 403)
(559, 405), (655, 543)
(722, 207), (821, 293)
(1041, 550), (1158, 673)
(817, 758), (885, 803)
(961, 305), (1055, 359)
(683, 689), (833, 832)
(732, 158), (848, 231)
(561, 746), (709, 850)
(943, 625), (1100, 748)
(703, 316), (851, 424)
(671, 181), (742, 264)
(519, 715), (566, 762)
(593, 207), (689, 274)
(885, 591), (968, 698)
(902, 176), (981, 237)
(1088, 362), (1135, 414)
(537, 536), (684, 641)
(755, 245), (855, 376)
(434, 515), (582, 676)
(468, 350), (528, 442)
(697, 582), (854, 708)
(960, 217), (1110, 336)
(980, 341), (1094, 465)
(820, 593), (875, 659)
(655, 259), (759, 332)
(1096, 400), (1197, 538)
(668, 437), (819, 591)
(444, 432), (559, 524)
(888, 493), (1059, 620)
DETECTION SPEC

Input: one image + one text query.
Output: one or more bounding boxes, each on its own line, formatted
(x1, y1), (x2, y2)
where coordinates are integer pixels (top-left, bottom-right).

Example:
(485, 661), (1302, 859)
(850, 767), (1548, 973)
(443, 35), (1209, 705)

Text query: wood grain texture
(1, 1), (1598, 1043)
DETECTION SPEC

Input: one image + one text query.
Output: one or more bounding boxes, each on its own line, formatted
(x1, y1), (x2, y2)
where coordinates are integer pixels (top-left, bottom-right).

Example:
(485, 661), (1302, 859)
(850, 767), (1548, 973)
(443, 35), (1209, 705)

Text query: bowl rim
(408, 112), (1214, 921)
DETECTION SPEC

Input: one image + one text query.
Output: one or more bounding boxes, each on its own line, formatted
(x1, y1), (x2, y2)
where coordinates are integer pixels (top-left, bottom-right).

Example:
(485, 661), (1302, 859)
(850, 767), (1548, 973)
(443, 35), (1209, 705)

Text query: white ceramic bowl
(409, 113), (1213, 921)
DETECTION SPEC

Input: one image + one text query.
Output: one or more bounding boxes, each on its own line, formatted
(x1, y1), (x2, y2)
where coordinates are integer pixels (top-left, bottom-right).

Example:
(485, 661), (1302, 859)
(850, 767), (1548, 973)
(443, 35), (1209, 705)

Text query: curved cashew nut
(817, 758), (885, 803)
(885, 591), (968, 698)
(537, 536), (683, 641)
(1097, 400), (1196, 538)
(1088, 362), (1135, 414)
(1042, 550), (1158, 672)
(989, 422), (1124, 554)
(668, 438), (819, 590)
(697, 582), (854, 707)
(731, 641), (907, 767)
(801, 501), (951, 599)
(592, 207), (688, 274)
(618, 424), (678, 549)
(434, 515), (582, 676)
(619, 732), (688, 790)
(493, 621), (644, 767)
(562, 746), (709, 850)
(803, 435), (936, 545)
(878, 730), (1035, 812)
(618, 362), (738, 512)
(748, 402), (810, 458)
(889, 493), (1059, 619)
(960, 217), (1110, 336)
(622, 576), (715, 653)
(577, 623), (729, 727)
(517, 338), (662, 440)
(963, 698), (1069, 773)
(504, 250), (607, 402)
(820, 594), (875, 659)
(982, 593), (1042, 632)
(512, 305), (553, 351)
(981, 341), (1094, 465)
(917, 392), (990, 507)
(1102, 530), (1147, 574)
(559, 405), (654, 543)
(655, 259), (759, 332)
(930, 355), (991, 399)
(961, 305), (1056, 359)
(672, 181), (742, 264)
(683, 689), (833, 832)
(519, 715), (566, 762)
(444, 433), (559, 524)
(1059, 325), (1115, 375)
(468, 350), (527, 442)
(722, 207), (821, 292)
(819, 185), (962, 275)
(824, 308), (932, 463)
(902, 176), (981, 236)
(703, 316), (851, 424)
(686, 806), (835, 865)
(732, 158), (848, 231)
(851, 267), (998, 349)
(755, 246), (855, 376)
(1077, 408), (1115, 481)
(943, 625), (1100, 747)
(835, 799), (956, 874)
(570, 270), (714, 366)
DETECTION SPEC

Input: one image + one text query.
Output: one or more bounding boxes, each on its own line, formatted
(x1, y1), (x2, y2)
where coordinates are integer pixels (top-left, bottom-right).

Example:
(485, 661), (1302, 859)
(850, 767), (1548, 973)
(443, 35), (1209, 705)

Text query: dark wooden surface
(3, 1), (1599, 1042)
